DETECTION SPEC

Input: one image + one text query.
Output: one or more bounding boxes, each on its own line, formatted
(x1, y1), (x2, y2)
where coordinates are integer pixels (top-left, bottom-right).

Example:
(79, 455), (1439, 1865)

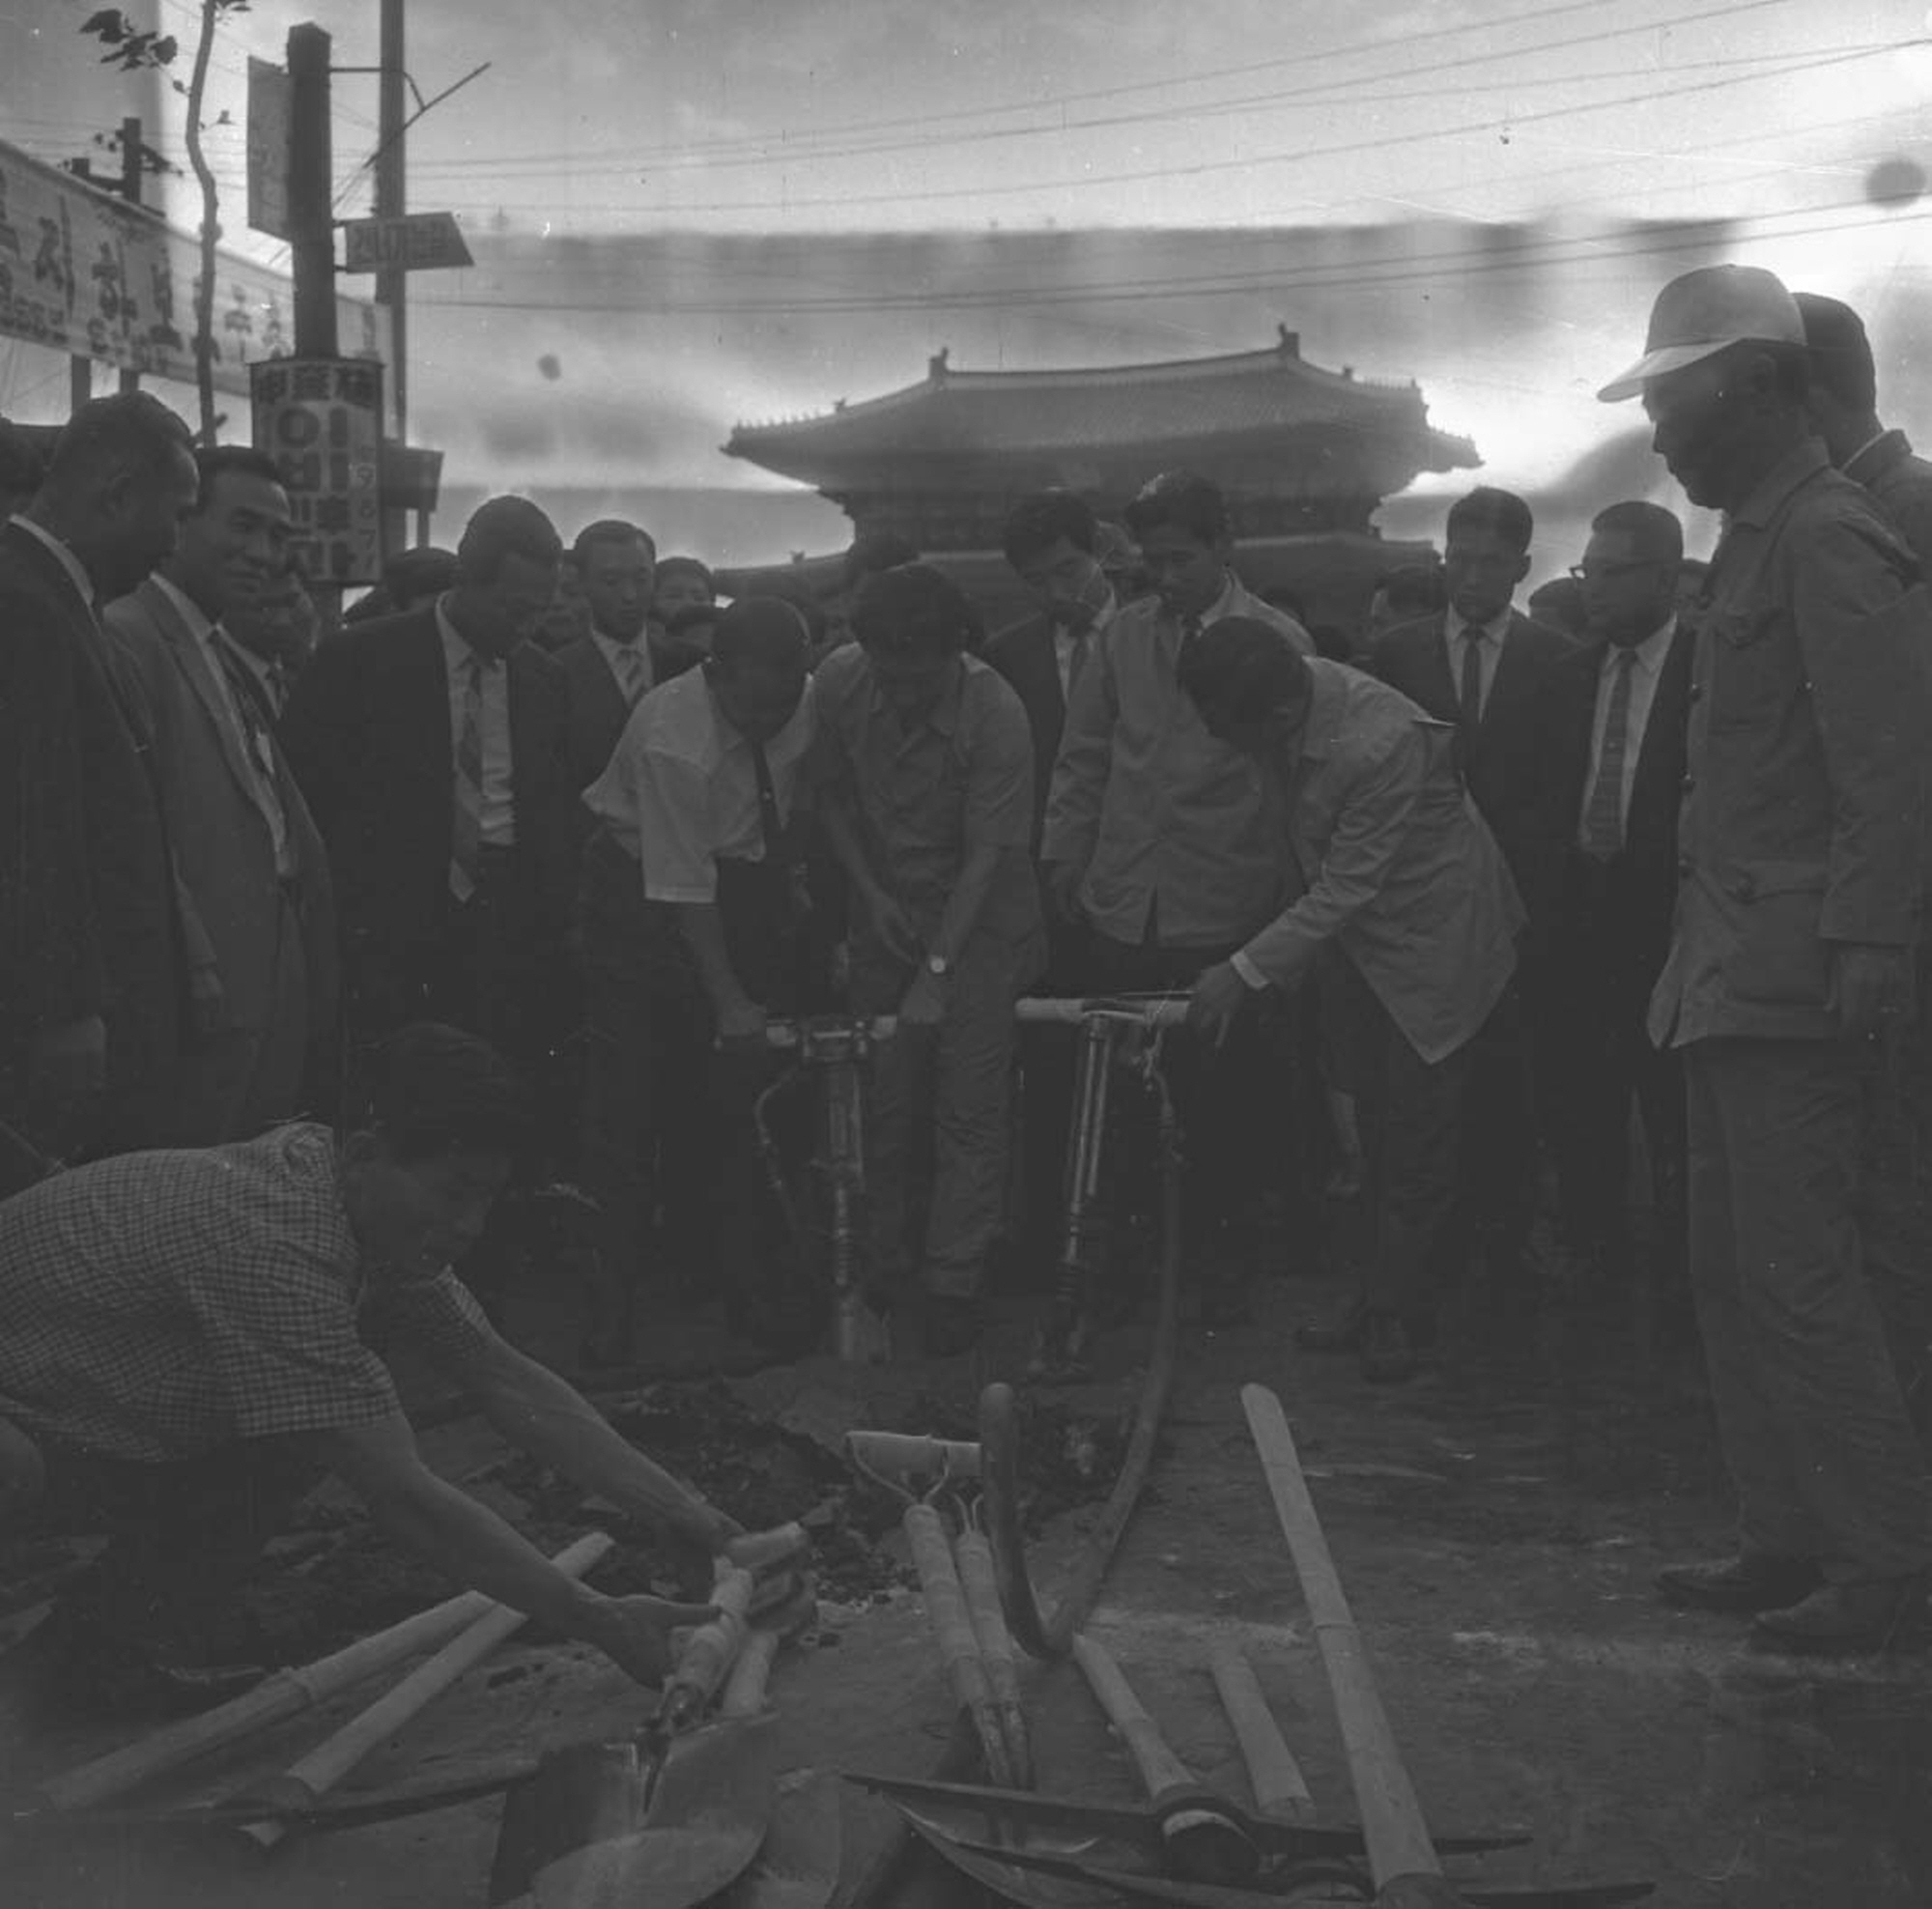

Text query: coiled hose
(841, 1064), (1184, 1906)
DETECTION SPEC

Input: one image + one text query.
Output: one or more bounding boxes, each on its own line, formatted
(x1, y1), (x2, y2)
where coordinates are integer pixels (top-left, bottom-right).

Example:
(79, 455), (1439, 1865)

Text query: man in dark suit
(0, 393), (199, 1167)
(552, 519), (661, 791)
(1538, 501), (1692, 1302)
(986, 491), (1118, 1267)
(1371, 484), (1571, 1295)
(104, 446), (337, 1146)
(281, 496), (580, 1109)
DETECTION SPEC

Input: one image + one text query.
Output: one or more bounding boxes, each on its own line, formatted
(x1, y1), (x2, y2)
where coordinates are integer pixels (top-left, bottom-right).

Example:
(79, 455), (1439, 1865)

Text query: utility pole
(117, 116), (142, 395)
(377, 0), (408, 445)
(287, 21), (336, 356)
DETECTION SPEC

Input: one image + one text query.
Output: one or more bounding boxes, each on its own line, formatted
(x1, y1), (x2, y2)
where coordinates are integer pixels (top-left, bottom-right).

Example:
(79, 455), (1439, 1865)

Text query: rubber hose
(841, 1077), (1185, 1908)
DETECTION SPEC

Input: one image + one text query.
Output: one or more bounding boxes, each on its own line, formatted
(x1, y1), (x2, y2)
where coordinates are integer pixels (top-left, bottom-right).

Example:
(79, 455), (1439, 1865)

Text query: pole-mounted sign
(341, 212), (473, 273)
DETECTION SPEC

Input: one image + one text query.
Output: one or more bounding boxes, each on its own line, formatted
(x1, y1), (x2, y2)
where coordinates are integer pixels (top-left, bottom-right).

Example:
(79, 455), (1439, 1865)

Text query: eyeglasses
(1569, 560), (1662, 584)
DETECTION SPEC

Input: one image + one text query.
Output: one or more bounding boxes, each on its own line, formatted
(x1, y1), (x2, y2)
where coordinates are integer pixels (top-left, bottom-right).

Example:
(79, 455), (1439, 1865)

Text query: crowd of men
(3, 260), (1932, 1704)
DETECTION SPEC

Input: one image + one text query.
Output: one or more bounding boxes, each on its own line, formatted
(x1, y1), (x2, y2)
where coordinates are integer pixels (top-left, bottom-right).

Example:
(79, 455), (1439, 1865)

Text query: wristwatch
(925, 953), (951, 981)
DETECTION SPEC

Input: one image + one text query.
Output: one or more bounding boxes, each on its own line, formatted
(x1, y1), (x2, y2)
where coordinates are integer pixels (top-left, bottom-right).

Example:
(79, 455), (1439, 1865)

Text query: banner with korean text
(0, 138), (386, 401)
(251, 357), (384, 585)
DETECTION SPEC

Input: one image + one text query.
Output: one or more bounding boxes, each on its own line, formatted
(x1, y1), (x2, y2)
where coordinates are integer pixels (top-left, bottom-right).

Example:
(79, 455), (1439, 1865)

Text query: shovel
(489, 1614), (788, 1909)
(716, 1766), (842, 1909)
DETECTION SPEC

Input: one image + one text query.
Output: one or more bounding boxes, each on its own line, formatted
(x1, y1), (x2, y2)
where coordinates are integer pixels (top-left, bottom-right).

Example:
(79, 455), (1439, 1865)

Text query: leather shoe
(1358, 1309), (1419, 1383)
(1656, 1553), (1822, 1614)
(1751, 1577), (1928, 1654)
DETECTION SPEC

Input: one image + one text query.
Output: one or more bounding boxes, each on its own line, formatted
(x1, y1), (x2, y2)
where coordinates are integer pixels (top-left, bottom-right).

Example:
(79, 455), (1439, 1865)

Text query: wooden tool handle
(241, 1532), (615, 1850)
(954, 1527), (1033, 1788)
(1208, 1642), (1313, 1824)
(719, 1626), (780, 1719)
(906, 1502), (1016, 1787)
(847, 1430), (981, 1481)
(659, 1559), (757, 1731)
(1241, 1384), (1442, 1886)
(1070, 1632), (1194, 1799)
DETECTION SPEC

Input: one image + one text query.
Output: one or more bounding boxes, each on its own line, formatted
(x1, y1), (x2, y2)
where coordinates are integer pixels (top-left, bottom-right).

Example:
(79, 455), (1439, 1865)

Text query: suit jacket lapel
(1421, 616), (1459, 718)
(1629, 623), (1692, 833)
(145, 580), (265, 813)
(507, 644), (536, 854)
(1481, 612), (1534, 736)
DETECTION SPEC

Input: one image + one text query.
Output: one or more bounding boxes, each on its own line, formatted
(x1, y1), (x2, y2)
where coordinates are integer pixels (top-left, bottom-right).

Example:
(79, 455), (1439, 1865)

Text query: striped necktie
(449, 654), (486, 900)
(1580, 646), (1638, 859)
(612, 641), (649, 706)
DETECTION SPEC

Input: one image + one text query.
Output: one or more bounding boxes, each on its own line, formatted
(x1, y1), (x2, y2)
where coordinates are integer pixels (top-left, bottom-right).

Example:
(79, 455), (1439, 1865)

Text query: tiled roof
(724, 344), (1477, 474)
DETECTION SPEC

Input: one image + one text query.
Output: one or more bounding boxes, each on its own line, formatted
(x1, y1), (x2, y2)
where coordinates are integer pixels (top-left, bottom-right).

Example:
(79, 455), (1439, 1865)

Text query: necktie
(1458, 629), (1486, 728)
(1065, 628), (1091, 701)
(1581, 646), (1638, 858)
(214, 632), (290, 857)
(612, 641), (649, 706)
(449, 655), (486, 900)
(749, 735), (786, 868)
(1175, 613), (1203, 674)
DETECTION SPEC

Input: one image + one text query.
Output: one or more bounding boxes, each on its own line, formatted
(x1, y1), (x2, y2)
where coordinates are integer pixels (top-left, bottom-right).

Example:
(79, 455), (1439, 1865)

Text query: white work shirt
(1577, 615), (1676, 844)
(1441, 606), (1512, 720)
(591, 626), (655, 704)
(1052, 586), (1117, 701)
(582, 668), (815, 903)
(437, 596), (515, 847)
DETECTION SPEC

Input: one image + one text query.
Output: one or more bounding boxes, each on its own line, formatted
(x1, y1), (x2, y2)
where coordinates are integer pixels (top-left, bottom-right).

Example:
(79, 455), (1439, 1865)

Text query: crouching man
(810, 565), (1045, 1355)
(1179, 621), (1523, 1382)
(0, 1023), (738, 1716)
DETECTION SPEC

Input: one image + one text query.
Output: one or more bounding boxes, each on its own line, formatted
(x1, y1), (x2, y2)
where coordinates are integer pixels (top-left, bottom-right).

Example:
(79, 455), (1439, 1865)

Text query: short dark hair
(1123, 470), (1228, 546)
(1376, 563), (1445, 617)
(456, 495), (562, 585)
(654, 555), (715, 599)
(193, 444), (283, 513)
(840, 531), (921, 590)
(1176, 614), (1308, 719)
(1795, 292), (1878, 413)
(572, 518), (657, 568)
(851, 562), (978, 657)
(1003, 490), (1097, 569)
(1445, 486), (1533, 555)
(43, 392), (193, 496)
(384, 544), (460, 609)
(1589, 499), (1684, 563)
(666, 600), (721, 637)
(710, 594), (810, 673)
(1526, 576), (1585, 634)
(358, 1022), (528, 1163)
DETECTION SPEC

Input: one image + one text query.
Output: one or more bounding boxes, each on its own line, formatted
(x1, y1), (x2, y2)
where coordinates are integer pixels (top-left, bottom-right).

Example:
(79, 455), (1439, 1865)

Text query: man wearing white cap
(1601, 264), (1932, 1650)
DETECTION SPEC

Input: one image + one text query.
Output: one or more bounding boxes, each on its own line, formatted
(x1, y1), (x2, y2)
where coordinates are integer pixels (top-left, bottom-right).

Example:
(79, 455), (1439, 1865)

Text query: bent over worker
(811, 566), (1045, 1357)
(0, 1024), (736, 1718)
(1179, 619), (1523, 1383)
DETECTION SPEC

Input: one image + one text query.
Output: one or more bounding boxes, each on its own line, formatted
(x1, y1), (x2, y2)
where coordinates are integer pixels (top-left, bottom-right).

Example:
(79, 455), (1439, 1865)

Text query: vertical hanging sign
(251, 356), (384, 584)
(245, 58), (293, 241)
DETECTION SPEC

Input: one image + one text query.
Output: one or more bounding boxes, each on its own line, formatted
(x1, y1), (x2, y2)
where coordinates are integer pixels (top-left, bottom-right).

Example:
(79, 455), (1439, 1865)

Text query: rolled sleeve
(634, 750), (721, 903)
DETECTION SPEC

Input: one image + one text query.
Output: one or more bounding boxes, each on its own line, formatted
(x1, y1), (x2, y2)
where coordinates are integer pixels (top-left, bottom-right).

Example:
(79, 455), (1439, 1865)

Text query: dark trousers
(851, 939), (1019, 1302)
(1323, 953), (1478, 1316)
(37, 1437), (320, 1660)
(1857, 953), (1932, 1439)
(1540, 858), (1687, 1277)
(1685, 1036), (1932, 1581)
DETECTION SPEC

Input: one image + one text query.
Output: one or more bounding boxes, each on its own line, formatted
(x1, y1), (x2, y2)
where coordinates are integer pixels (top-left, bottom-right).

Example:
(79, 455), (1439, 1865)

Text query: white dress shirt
(436, 596), (515, 846)
(583, 669), (816, 903)
(591, 626), (654, 704)
(1441, 606), (1512, 720)
(1577, 614), (1676, 844)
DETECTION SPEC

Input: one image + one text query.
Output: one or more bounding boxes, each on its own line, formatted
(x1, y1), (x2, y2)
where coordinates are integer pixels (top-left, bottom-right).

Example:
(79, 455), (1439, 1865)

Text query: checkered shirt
(0, 1124), (499, 1464)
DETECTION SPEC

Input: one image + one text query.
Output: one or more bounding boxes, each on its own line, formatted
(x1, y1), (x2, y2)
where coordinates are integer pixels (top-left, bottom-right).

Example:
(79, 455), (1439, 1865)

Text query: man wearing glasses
(1538, 502), (1694, 1312)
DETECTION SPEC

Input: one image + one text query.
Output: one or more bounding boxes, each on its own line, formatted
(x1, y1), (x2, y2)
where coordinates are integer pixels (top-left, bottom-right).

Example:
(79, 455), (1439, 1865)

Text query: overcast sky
(4, 0), (1929, 567)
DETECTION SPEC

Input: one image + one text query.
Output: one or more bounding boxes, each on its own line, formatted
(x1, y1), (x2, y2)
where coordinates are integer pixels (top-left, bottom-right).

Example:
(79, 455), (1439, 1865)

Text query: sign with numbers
(250, 357), (384, 585)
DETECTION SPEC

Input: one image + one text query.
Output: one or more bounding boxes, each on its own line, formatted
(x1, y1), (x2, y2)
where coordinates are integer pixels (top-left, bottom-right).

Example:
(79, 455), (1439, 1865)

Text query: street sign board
(341, 212), (473, 273)
(245, 59), (292, 240)
(252, 357), (385, 585)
